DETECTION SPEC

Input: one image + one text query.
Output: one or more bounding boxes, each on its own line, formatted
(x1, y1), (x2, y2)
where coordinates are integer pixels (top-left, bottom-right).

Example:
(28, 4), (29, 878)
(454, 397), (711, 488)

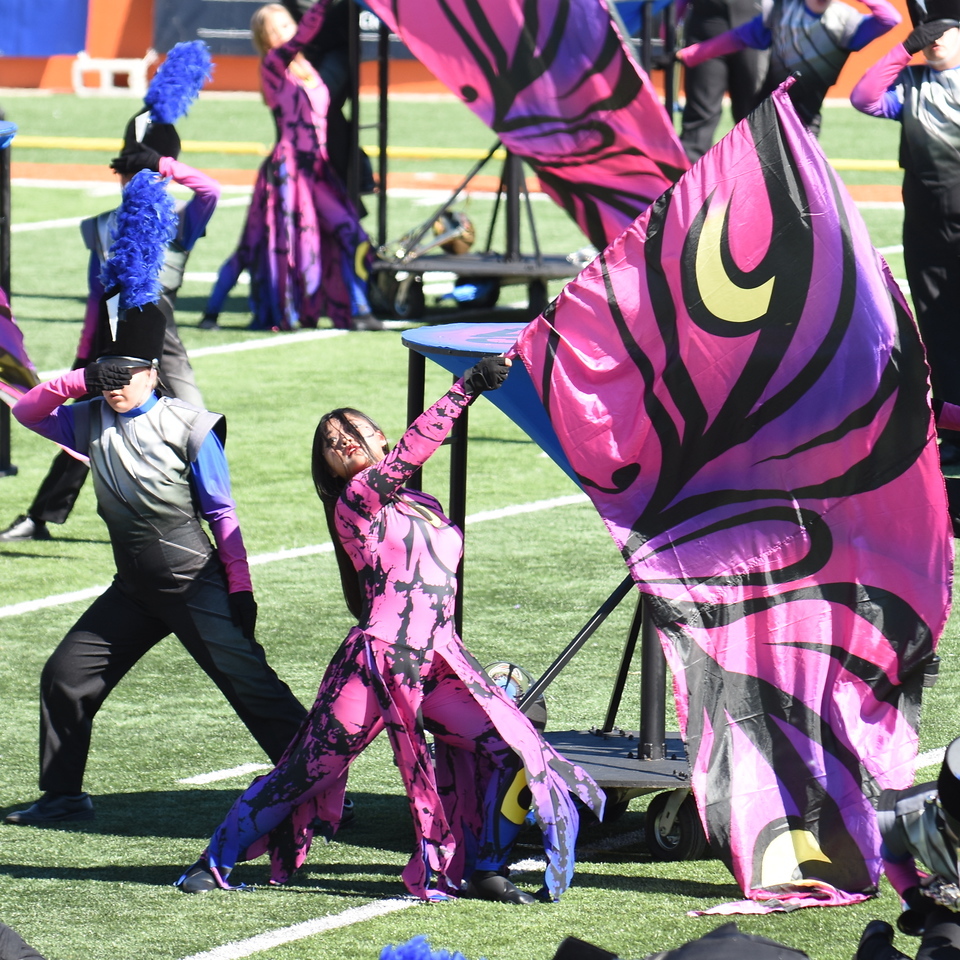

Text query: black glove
(463, 356), (510, 395)
(897, 887), (938, 936)
(110, 143), (162, 176)
(84, 361), (133, 394)
(228, 590), (258, 640)
(904, 18), (957, 54)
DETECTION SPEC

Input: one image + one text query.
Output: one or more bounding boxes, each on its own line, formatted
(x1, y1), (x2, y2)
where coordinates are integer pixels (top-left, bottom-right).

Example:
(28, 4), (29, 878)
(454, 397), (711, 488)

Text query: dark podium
(402, 322), (705, 859)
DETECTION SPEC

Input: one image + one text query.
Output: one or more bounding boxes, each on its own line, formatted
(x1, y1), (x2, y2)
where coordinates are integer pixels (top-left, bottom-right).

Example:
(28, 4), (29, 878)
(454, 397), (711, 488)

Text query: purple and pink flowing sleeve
(849, 0), (901, 50)
(261, 0), (332, 104)
(12, 369), (85, 451)
(159, 156), (220, 252)
(679, 18), (765, 66)
(346, 382), (473, 516)
(850, 43), (910, 118)
(192, 431), (253, 594)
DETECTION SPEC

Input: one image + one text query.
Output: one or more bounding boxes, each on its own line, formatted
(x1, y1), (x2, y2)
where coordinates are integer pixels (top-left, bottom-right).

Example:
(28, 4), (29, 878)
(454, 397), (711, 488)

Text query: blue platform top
(402, 322), (579, 486)
(0, 122), (17, 151)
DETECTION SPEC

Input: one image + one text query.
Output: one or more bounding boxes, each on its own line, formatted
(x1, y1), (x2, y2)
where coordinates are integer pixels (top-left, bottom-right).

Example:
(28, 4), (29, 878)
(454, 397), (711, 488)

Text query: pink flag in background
(0, 287), (40, 407)
(516, 86), (952, 909)
(363, 0), (689, 249)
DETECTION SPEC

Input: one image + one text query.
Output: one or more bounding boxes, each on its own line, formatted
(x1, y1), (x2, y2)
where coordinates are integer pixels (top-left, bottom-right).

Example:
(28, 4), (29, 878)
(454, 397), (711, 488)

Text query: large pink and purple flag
(515, 85), (952, 908)
(363, 0), (689, 249)
(0, 287), (40, 407)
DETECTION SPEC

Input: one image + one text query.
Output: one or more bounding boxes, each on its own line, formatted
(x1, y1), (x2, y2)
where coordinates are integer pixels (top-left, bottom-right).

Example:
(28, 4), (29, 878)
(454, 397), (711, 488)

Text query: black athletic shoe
(0, 515), (51, 542)
(856, 920), (907, 960)
(465, 870), (537, 905)
(198, 314), (221, 331)
(5, 792), (94, 825)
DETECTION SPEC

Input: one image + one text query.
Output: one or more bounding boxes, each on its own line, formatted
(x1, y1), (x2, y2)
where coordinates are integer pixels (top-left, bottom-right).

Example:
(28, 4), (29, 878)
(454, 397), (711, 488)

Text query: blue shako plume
(145, 40), (213, 124)
(101, 169), (178, 310)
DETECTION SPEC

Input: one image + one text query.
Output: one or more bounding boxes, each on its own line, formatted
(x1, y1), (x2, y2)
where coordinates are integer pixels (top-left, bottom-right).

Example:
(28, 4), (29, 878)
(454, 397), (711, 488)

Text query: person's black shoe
(349, 313), (385, 331)
(341, 796), (355, 826)
(175, 859), (220, 893)
(5, 792), (94, 825)
(465, 870), (537, 905)
(198, 314), (221, 331)
(0, 515), (51, 542)
(856, 920), (907, 960)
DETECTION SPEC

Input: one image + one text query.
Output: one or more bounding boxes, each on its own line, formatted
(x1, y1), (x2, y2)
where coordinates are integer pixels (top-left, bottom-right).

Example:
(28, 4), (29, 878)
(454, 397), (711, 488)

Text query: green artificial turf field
(0, 90), (955, 960)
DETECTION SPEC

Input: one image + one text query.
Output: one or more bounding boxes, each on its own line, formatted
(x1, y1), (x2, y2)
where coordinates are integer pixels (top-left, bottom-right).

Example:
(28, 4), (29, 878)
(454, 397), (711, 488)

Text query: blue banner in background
(0, 1), (88, 57)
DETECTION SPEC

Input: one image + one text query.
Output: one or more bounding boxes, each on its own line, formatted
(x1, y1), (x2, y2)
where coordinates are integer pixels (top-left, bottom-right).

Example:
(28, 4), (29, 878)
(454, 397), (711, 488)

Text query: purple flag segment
(363, 0), (689, 249)
(0, 287), (40, 407)
(515, 86), (951, 905)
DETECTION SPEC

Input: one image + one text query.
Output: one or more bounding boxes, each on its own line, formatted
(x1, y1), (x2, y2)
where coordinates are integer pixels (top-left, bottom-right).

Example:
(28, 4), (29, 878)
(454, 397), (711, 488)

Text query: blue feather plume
(145, 40), (213, 124)
(100, 169), (178, 310)
(380, 936), (476, 960)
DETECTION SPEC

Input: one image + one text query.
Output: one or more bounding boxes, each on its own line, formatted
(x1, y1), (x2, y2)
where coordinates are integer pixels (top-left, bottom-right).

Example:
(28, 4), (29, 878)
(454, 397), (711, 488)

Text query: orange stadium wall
(0, 0), (914, 99)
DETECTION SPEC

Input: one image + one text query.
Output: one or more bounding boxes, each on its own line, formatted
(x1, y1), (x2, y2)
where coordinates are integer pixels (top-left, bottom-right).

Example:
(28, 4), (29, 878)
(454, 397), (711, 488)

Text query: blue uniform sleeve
(190, 430), (236, 521)
(735, 15), (773, 49)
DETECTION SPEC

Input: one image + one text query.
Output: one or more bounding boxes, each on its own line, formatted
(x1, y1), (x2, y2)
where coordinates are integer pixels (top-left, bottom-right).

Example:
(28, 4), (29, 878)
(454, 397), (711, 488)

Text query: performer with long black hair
(177, 359), (604, 903)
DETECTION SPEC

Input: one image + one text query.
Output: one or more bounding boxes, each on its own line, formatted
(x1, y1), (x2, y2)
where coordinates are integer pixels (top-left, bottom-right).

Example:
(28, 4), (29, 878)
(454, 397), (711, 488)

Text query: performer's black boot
(465, 870), (537, 905)
(855, 920), (911, 960)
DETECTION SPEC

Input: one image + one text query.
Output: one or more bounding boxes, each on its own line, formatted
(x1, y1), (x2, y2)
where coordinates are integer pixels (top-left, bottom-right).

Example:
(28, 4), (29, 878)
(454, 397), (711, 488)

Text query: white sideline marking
(187, 328), (348, 358)
(38, 328), (351, 379)
(916, 746), (946, 771)
(179, 763), (271, 785)
(11, 215), (85, 233)
(178, 899), (416, 960)
(0, 494), (590, 619)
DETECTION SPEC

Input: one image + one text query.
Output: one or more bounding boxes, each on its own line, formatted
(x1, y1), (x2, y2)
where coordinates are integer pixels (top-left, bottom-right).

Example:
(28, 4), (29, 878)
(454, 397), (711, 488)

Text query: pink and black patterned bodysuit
(204, 0), (370, 330)
(201, 381), (604, 900)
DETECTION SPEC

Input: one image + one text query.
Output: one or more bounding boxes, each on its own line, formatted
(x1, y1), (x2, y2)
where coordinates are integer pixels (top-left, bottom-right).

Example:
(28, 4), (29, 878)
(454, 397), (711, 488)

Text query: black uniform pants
(902, 175), (960, 405)
(39, 578), (307, 794)
(680, 45), (765, 161)
(679, 0), (766, 163)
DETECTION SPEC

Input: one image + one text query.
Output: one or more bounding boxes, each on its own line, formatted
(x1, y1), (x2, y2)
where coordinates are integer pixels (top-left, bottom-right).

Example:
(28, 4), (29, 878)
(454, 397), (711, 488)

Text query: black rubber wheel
(392, 274), (425, 320)
(645, 791), (708, 861)
(370, 272), (425, 320)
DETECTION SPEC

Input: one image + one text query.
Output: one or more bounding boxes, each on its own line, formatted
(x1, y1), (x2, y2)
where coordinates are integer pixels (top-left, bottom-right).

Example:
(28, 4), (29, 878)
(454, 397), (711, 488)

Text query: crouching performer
(856, 736), (960, 960)
(177, 356), (604, 903)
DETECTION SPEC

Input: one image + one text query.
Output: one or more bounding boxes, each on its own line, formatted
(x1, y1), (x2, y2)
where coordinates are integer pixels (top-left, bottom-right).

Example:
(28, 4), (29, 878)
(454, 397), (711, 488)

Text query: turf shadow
(0, 788), (414, 849)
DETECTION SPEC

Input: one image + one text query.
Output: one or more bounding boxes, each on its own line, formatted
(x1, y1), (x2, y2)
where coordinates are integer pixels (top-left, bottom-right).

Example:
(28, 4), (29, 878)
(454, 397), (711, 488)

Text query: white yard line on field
(178, 899), (417, 960)
(916, 746), (946, 771)
(37, 328), (351, 379)
(0, 494), (589, 620)
(178, 763), (271, 785)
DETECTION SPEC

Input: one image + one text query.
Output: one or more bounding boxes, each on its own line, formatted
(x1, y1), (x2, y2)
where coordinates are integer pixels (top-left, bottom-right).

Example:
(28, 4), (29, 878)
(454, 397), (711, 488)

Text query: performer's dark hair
(311, 408), (389, 621)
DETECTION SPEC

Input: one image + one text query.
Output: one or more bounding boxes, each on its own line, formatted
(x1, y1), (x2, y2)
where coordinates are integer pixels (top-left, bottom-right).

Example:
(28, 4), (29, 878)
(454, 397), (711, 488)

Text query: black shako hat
(909, 0), (960, 27)
(119, 108), (181, 162)
(937, 736), (960, 830)
(97, 294), (166, 369)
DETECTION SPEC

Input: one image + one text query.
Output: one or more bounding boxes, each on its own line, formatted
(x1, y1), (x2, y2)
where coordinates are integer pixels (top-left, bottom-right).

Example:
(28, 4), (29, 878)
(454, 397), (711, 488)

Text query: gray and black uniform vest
(73, 396), (226, 596)
(759, 0), (863, 124)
